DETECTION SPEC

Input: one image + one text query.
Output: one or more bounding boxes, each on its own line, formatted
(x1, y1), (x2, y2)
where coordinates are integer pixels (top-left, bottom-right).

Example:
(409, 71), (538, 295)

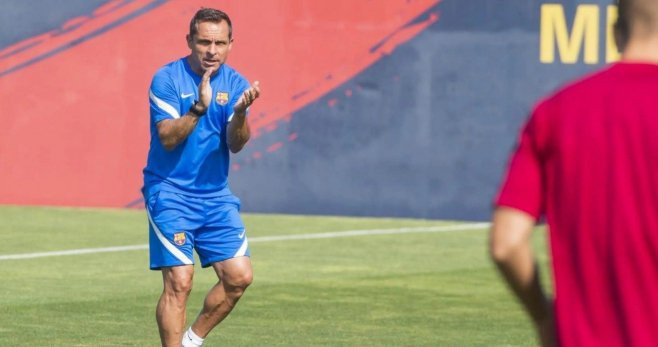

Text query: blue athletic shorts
(145, 190), (250, 270)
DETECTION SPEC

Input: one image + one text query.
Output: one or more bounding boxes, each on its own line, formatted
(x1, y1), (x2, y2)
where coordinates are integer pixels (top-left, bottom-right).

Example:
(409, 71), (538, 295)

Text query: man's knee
(230, 270), (253, 290)
(163, 267), (194, 298)
(167, 280), (193, 298)
(225, 268), (253, 293)
(237, 270), (254, 289)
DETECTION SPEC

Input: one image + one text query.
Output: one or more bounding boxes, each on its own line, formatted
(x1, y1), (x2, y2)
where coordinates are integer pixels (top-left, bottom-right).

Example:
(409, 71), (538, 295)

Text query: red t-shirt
(497, 62), (658, 346)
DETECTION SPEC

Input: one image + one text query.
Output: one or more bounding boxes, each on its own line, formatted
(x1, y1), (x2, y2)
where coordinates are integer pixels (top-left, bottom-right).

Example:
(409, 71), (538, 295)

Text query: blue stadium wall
(0, 0), (615, 221)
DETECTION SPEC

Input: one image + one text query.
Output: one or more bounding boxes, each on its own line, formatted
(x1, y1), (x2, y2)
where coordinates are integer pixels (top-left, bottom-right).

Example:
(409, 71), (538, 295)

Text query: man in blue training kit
(143, 8), (261, 347)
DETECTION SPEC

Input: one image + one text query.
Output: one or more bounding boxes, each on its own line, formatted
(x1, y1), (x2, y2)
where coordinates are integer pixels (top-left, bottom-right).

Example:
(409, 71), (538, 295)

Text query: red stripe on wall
(0, 0), (440, 207)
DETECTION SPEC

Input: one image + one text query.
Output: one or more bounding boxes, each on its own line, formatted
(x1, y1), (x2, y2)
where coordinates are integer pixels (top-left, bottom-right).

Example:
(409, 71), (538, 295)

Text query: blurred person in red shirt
(490, 0), (658, 345)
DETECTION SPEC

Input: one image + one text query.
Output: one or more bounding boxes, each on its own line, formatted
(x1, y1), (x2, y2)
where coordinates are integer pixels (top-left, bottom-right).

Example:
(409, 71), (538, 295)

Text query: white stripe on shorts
(146, 207), (193, 265)
(234, 237), (249, 257)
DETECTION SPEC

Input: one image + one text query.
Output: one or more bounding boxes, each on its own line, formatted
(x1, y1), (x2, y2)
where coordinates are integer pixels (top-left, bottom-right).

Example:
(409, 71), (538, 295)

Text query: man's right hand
(197, 68), (215, 113)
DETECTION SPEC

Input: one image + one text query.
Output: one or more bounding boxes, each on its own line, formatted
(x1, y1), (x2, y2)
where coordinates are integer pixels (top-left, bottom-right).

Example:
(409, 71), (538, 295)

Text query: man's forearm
(493, 253), (549, 325)
(490, 208), (550, 326)
(157, 114), (201, 150)
(227, 111), (250, 153)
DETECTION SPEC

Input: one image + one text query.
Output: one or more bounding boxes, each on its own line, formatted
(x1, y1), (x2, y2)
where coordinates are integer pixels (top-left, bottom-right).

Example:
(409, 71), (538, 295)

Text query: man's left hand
(234, 81), (261, 115)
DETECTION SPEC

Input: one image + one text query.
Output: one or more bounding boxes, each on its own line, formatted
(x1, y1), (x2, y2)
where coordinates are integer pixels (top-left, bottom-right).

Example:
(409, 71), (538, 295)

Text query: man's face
(187, 20), (232, 72)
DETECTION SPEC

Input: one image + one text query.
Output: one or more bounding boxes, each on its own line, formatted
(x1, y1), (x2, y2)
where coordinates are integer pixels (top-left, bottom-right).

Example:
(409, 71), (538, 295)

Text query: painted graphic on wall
(0, 0), (612, 220)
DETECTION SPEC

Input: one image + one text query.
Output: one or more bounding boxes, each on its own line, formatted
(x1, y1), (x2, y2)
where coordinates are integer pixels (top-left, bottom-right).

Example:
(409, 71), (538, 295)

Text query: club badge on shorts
(216, 91), (229, 105)
(173, 232), (186, 246)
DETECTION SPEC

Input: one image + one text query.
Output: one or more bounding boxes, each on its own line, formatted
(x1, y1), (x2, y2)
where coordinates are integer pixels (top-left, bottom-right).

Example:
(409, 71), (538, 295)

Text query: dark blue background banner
(231, 0), (613, 220)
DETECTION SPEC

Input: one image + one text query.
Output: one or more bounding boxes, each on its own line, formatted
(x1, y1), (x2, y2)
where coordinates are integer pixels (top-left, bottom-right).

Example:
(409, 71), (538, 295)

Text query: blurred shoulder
(540, 64), (617, 108)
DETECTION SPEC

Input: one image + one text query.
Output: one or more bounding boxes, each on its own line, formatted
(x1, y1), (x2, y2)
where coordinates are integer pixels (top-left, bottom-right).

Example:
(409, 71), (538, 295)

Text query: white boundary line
(0, 222), (490, 261)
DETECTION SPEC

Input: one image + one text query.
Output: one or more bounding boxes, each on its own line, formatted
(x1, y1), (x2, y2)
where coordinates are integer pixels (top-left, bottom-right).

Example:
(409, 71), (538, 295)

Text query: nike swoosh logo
(238, 230), (246, 239)
(181, 93), (194, 98)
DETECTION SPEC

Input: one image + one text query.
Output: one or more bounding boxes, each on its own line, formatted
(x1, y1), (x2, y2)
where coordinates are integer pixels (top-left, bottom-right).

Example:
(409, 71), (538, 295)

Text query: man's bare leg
(157, 265), (194, 347)
(188, 256), (253, 339)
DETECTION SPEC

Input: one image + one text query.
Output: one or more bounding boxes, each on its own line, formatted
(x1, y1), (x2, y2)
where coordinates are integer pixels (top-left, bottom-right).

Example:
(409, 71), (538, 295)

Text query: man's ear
(186, 34), (193, 49)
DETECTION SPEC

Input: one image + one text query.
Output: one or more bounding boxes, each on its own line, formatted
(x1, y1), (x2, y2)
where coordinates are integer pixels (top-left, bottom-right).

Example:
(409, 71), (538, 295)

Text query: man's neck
(621, 37), (658, 64)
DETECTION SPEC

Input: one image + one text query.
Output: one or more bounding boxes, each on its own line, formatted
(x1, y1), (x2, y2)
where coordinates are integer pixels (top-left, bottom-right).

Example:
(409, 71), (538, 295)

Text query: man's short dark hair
(189, 8), (232, 39)
(615, 0), (658, 49)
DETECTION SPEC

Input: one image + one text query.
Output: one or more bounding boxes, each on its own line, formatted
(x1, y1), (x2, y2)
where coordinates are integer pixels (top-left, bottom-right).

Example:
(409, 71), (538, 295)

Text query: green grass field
(0, 206), (551, 346)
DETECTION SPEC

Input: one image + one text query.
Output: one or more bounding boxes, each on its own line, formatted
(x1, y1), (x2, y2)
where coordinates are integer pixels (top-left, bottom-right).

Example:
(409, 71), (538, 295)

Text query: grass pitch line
(0, 222), (490, 261)
(251, 222), (490, 242)
(0, 244), (149, 261)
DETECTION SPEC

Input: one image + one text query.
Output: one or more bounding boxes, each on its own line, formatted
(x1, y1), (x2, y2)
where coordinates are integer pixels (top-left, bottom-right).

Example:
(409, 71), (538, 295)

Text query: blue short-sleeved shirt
(143, 58), (249, 198)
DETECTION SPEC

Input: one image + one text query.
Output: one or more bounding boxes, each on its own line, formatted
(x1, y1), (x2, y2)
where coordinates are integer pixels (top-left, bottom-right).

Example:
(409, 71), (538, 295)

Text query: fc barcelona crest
(216, 91), (229, 105)
(173, 232), (186, 246)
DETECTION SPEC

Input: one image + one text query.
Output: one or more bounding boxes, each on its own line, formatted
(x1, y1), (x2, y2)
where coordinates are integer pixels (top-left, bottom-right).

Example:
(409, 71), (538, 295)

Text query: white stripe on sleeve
(149, 90), (181, 119)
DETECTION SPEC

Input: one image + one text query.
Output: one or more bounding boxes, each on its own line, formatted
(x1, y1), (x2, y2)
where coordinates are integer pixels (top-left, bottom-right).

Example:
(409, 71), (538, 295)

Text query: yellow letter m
(540, 4), (599, 64)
